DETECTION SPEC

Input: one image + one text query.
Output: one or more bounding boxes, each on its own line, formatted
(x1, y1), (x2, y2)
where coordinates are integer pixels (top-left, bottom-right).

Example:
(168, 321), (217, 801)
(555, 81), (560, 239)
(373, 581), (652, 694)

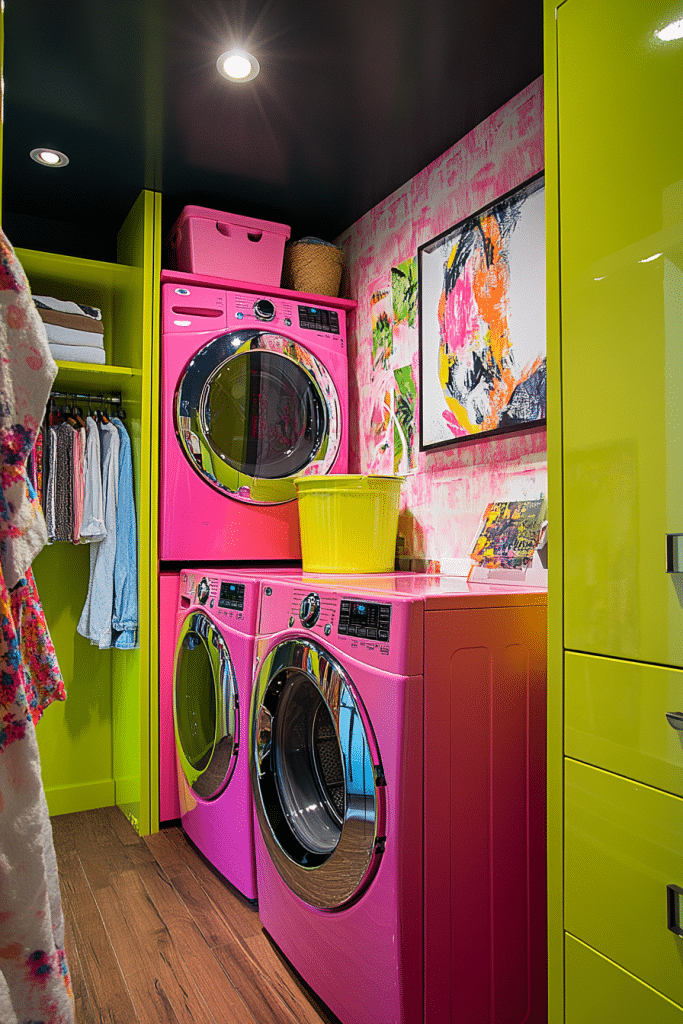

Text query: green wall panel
(33, 543), (114, 813)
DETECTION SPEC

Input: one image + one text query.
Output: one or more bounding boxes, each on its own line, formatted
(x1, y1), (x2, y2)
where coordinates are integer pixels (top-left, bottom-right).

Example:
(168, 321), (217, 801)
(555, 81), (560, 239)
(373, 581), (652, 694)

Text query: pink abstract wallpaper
(336, 77), (546, 572)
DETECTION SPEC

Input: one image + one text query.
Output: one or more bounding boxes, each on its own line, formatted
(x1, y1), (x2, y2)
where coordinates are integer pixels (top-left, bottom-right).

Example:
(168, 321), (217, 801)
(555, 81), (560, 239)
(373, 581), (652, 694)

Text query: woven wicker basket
(281, 238), (345, 297)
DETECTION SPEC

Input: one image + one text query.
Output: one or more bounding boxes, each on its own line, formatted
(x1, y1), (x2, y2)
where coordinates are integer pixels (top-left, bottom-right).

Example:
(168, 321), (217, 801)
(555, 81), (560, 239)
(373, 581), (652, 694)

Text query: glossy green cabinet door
(566, 935), (683, 1023)
(565, 652), (683, 795)
(558, 1), (683, 666)
(565, 758), (683, 1006)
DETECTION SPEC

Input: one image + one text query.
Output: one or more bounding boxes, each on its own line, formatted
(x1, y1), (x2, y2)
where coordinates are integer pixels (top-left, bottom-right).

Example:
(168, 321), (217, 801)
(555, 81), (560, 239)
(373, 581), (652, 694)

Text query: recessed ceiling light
(655, 18), (683, 41)
(30, 148), (69, 167)
(217, 48), (260, 83)
(639, 252), (663, 263)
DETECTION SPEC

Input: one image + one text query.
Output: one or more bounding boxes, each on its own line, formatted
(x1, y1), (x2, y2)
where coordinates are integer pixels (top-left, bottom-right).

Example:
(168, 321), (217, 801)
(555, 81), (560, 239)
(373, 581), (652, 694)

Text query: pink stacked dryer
(172, 567), (299, 899)
(159, 271), (352, 562)
(250, 572), (548, 1024)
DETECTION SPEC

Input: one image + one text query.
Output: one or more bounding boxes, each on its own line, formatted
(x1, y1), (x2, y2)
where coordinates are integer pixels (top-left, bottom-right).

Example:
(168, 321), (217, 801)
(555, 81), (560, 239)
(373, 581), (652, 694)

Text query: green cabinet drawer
(566, 934), (683, 1023)
(565, 652), (683, 795)
(565, 758), (683, 1005)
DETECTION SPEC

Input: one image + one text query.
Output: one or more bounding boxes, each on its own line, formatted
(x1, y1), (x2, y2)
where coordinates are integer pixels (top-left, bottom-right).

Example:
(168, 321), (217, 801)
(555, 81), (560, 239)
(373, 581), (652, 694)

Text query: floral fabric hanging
(0, 229), (74, 1024)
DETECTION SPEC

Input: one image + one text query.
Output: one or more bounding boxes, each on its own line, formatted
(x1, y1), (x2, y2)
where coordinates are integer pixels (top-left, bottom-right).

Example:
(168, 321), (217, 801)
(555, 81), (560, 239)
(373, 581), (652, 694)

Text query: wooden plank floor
(51, 807), (340, 1024)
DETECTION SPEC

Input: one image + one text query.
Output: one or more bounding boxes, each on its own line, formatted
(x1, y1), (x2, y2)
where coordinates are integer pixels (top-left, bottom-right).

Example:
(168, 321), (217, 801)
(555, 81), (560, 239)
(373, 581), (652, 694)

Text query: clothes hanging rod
(50, 390), (122, 404)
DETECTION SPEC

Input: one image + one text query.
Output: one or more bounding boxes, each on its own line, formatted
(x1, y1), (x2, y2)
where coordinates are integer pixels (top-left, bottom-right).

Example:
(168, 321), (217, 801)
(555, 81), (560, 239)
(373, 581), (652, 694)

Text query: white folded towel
(49, 343), (106, 365)
(43, 323), (105, 349)
(33, 295), (102, 320)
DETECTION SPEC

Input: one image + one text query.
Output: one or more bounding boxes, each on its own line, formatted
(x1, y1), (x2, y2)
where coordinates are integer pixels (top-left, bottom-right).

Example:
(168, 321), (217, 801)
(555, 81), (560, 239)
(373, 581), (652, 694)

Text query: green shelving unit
(17, 190), (162, 835)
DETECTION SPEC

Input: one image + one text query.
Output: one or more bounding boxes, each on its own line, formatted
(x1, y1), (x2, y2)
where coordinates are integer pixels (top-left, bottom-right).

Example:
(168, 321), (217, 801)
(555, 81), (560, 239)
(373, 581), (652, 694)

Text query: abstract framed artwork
(418, 172), (545, 450)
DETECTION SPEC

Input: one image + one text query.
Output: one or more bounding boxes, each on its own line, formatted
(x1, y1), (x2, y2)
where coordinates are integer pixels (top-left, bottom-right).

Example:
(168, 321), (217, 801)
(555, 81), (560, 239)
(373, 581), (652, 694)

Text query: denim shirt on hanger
(111, 417), (138, 650)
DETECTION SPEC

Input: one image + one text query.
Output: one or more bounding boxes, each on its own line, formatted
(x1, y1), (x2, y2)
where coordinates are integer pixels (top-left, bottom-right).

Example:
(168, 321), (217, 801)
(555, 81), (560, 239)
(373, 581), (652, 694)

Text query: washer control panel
(338, 600), (391, 641)
(219, 580), (245, 611)
(298, 304), (340, 334)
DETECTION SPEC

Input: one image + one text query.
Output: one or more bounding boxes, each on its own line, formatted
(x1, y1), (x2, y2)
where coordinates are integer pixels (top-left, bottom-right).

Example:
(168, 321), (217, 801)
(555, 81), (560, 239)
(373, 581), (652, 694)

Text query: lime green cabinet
(546, 0), (683, 1019)
(557, 0), (683, 668)
(19, 191), (162, 835)
(565, 653), (683, 795)
(566, 935), (683, 1024)
(565, 759), (683, 1005)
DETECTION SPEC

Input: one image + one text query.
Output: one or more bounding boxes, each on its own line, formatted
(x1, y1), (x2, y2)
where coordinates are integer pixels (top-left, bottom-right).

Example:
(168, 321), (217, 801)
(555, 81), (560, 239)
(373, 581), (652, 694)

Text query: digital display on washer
(218, 581), (245, 610)
(338, 599), (391, 640)
(298, 304), (340, 334)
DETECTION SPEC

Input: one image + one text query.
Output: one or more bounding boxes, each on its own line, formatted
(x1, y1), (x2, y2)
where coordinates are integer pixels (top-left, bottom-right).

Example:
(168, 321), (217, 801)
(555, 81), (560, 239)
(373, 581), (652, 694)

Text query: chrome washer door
(174, 611), (238, 800)
(251, 638), (385, 909)
(176, 330), (342, 504)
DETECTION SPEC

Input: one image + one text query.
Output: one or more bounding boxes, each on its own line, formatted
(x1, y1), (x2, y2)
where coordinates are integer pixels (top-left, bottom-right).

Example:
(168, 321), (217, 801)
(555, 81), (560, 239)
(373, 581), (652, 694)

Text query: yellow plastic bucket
(295, 474), (403, 573)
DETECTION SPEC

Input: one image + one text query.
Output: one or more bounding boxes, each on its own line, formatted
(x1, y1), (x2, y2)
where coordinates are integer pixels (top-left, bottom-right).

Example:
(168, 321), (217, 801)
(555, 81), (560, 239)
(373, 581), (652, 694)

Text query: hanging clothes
(0, 229), (74, 1024)
(42, 402), (139, 650)
(111, 416), (138, 649)
(77, 420), (119, 649)
(79, 414), (106, 544)
(34, 427), (43, 502)
(44, 425), (58, 543)
(72, 425), (85, 544)
(53, 421), (75, 543)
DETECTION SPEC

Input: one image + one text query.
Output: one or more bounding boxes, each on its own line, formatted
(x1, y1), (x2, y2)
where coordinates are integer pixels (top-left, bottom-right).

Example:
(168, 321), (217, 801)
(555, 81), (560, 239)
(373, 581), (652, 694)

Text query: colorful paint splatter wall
(335, 77), (546, 572)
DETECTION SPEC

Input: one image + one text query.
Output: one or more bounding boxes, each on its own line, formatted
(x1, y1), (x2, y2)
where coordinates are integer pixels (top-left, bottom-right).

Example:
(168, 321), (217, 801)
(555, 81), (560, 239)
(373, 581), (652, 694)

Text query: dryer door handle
(256, 705), (273, 776)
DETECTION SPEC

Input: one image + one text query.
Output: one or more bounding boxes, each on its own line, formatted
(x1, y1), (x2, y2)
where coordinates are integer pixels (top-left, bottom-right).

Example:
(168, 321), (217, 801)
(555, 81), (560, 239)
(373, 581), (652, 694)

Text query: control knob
(299, 592), (321, 628)
(253, 298), (276, 321)
(197, 578), (210, 605)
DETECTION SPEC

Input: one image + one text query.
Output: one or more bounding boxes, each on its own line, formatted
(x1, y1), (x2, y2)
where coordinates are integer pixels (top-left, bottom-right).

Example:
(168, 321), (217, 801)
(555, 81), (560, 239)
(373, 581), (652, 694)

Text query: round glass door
(176, 330), (342, 504)
(174, 611), (238, 800)
(251, 638), (385, 909)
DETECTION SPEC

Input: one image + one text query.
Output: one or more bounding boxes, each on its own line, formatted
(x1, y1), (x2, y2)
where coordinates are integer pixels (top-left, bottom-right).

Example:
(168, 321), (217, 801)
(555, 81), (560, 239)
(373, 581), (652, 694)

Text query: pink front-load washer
(159, 271), (351, 562)
(172, 566), (300, 900)
(250, 572), (548, 1024)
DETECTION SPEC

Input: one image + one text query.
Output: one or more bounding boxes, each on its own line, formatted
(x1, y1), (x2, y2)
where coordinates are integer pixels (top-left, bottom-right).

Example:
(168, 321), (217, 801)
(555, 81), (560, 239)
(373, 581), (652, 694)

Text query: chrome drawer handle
(666, 712), (683, 731)
(668, 885), (683, 936)
(666, 534), (683, 573)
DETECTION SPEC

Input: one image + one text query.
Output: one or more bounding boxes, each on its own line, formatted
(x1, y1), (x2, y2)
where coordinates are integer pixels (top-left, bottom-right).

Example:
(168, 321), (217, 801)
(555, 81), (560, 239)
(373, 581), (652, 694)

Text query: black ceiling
(2, 0), (543, 263)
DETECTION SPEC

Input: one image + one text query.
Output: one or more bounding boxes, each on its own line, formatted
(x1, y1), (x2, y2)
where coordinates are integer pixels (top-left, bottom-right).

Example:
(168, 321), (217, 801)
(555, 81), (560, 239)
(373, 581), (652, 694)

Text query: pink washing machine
(250, 572), (548, 1024)
(159, 270), (352, 562)
(172, 566), (301, 899)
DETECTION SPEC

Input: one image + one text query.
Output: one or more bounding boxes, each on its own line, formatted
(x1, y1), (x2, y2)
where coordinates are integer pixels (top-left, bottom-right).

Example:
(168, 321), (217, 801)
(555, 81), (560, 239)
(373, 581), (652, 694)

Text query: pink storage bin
(169, 205), (290, 285)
